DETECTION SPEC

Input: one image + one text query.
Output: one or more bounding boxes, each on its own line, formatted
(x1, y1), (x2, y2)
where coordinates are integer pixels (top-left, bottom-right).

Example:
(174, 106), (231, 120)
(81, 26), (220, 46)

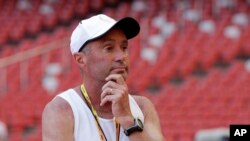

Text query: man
(42, 14), (164, 141)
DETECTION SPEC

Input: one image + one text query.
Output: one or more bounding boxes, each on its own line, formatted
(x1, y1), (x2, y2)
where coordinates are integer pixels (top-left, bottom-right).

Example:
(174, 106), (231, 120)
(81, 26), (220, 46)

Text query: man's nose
(114, 48), (127, 62)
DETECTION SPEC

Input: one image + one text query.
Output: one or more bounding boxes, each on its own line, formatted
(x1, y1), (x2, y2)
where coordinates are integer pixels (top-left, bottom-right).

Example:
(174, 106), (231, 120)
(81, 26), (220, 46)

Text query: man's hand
(101, 74), (134, 127)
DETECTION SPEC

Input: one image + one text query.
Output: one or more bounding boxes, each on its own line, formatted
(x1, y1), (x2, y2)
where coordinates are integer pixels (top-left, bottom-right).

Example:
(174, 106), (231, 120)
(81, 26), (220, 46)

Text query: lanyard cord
(80, 84), (120, 141)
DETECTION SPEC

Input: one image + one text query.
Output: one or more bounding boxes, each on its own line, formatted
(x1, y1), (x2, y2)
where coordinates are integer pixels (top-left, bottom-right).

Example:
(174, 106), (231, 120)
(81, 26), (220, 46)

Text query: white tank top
(56, 89), (144, 141)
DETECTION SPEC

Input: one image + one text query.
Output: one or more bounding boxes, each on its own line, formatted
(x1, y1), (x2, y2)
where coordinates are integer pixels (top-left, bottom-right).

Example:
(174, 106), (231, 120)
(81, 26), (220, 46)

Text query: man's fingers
(102, 81), (117, 91)
(105, 74), (125, 85)
(100, 88), (124, 106)
(100, 95), (112, 106)
(100, 89), (121, 106)
(101, 87), (113, 100)
(101, 74), (128, 106)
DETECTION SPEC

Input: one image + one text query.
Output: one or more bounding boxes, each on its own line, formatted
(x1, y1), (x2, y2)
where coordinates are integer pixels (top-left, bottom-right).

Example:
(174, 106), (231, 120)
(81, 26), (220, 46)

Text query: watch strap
(124, 118), (143, 136)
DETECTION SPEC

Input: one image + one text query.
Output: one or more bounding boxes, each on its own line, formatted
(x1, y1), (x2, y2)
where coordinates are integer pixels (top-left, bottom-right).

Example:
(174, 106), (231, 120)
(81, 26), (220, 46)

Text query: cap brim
(114, 17), (140, 39)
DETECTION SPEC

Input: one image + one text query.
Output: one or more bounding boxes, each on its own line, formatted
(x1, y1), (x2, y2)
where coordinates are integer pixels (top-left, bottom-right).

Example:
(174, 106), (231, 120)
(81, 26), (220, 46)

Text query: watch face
(136, 118), (144, 130)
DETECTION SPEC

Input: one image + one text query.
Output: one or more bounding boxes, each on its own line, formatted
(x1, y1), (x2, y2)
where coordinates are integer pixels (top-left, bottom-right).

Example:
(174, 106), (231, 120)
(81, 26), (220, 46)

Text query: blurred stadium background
(0, 0), (250, 141)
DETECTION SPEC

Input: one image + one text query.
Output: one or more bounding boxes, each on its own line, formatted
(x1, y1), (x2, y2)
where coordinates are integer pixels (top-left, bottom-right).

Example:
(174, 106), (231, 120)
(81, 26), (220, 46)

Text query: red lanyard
(80, 84), (120, 141)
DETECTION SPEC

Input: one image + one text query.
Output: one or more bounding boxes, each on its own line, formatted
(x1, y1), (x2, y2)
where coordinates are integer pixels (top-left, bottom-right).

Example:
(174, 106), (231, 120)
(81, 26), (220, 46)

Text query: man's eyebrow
(101, 38), (127, 43)
(102, 38), (114, 42)
(121, 40), (128, 45)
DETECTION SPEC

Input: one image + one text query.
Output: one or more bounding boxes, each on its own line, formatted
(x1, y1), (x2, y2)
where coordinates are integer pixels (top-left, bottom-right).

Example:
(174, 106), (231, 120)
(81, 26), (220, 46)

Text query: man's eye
(122, 46), (128, 51)
(123, 46), (128, 49)
(104, 46), (113, 51)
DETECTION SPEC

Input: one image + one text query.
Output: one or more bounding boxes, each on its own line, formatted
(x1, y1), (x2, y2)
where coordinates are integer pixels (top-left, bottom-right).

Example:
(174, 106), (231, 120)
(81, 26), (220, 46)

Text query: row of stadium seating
(0, 0), (122, 45)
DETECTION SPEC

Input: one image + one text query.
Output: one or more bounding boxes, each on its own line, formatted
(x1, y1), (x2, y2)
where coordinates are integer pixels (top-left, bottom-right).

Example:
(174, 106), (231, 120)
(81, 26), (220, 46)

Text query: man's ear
(73, 53), (86, 67)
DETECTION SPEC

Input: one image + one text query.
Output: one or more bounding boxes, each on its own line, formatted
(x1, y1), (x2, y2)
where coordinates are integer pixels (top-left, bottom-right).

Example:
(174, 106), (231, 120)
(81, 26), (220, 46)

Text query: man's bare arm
(129, 96), (165, 141)
(42, 97), (74, 141)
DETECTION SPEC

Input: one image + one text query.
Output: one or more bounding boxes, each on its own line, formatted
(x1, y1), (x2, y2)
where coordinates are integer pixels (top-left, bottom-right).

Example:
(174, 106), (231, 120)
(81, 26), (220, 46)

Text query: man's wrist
(117, 115), (134, 129)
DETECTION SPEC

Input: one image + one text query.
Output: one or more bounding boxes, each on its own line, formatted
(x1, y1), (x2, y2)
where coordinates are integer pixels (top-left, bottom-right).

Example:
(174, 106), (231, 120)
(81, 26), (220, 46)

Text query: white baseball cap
(70, 14), (140, 54)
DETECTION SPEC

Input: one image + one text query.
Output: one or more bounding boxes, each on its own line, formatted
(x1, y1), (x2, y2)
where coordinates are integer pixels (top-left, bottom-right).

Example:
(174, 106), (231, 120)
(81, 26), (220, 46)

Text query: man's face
(84, 28), (130, 82)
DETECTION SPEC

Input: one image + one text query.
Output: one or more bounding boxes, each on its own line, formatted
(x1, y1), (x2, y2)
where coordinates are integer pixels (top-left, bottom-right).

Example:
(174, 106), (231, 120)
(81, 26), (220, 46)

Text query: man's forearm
(128, 130), (165, 141)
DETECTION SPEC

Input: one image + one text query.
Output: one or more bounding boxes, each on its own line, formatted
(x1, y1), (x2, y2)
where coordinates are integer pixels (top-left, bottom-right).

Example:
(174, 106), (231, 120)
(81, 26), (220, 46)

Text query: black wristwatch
(124, 118), (144, 136)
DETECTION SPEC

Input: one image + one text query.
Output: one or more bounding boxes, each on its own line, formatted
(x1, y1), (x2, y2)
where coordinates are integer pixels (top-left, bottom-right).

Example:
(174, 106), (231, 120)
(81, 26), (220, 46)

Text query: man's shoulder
(43, 90), (73, 116)
(45, 88), (77, 109)
(44, 97), (70, 115)
(131, 95), (152, 103)
(42, 91), (75, 140)
(130, 95), (154, 110)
